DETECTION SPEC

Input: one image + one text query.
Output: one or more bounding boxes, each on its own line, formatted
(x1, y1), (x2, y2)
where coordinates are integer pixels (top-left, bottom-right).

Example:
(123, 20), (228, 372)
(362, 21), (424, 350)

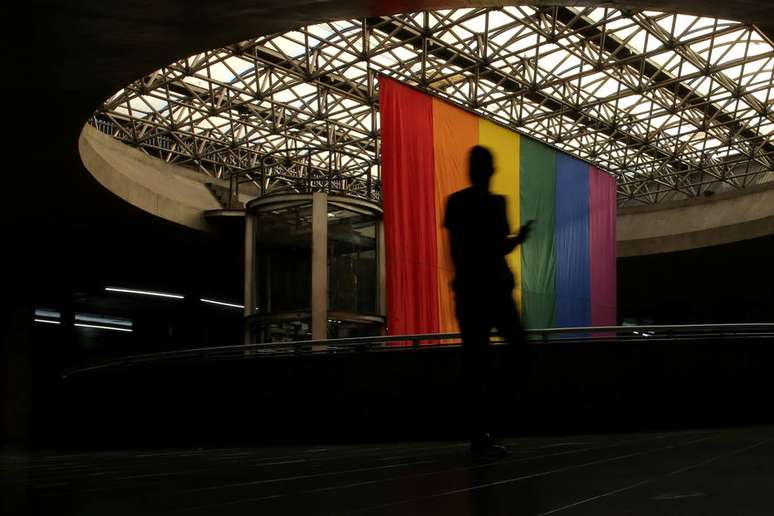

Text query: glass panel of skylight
(268, 34), (306, 58)
(686, 75), (711, 96)
(185, 53), (208, 70)
(604, 15), (633, 31)
(113, 105), (131, 118)
(552, 54), (584, 79)
(758, 122), (774, 136)
(487, 10), (513, 31)
(207, 61), (236, 84)
(181, 75), (210, 91)
(370, 51), (399, 68)
(319, 45), (356, 67)
(649, 48), (679, 70)
(751, 86), (773, 103)
(710, 45), (741, 68)
(306, 23), (335, 40)
(538, 47), (572, 77)
(685, 16), (721, 39)
(459, 12), (488, 33)
(598, 77), (625, 99)
(489, 26), (520, 47)
(508, 31), (540, 53)
(444, 23), (475, 43)
(623, 29), (648, 54)
(224, 55), (253, 76)
(125, 97), (151, 117)
(584, 8), (608, 24)
(271, 89), (296, 103)
(746, 36), (772, 58)
(617, 94), (643, 110)
(445, 8), (474, 21)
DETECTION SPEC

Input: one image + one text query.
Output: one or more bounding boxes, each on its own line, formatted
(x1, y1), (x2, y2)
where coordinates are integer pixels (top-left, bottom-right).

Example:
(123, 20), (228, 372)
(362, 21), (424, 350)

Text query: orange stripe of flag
(432, 99), (479, 334)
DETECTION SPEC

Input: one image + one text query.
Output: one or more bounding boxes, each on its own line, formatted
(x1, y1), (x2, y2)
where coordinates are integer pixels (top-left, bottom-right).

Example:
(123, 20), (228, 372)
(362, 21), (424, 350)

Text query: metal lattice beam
(91, 6), (774, 205)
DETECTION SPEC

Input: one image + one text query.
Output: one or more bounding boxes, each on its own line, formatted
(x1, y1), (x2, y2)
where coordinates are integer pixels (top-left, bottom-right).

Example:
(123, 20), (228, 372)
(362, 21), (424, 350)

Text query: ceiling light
(200, 297), (244, 309)
(74, 323), (133, 332)
(34, 318), (61, 325)
(105, 287), (184, 299)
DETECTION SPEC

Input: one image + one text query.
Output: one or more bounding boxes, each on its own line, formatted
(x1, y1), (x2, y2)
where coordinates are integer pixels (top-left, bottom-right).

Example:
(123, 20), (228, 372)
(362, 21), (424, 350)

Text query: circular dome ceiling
(90, 6), (774, 205)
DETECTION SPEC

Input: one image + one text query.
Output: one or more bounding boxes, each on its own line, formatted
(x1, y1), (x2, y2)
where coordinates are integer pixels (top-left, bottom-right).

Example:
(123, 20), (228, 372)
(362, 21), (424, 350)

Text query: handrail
(61, 323), (774, 379)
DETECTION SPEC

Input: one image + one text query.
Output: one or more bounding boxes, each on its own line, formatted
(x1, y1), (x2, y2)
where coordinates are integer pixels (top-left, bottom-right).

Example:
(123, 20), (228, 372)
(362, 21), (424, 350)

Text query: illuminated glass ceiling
(91, 6), (774, 204)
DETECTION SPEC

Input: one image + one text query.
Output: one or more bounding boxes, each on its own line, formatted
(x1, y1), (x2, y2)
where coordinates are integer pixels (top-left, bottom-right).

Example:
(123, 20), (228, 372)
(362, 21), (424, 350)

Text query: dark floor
(2, 427), (774, 515)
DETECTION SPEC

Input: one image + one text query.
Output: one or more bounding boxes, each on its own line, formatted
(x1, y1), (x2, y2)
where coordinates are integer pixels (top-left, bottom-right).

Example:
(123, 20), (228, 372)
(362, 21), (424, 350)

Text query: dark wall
(619, 235), (774, 324)
(58, 336), (774, 447)
(0, 91), (245, 444)
(4, 0), (774, 446)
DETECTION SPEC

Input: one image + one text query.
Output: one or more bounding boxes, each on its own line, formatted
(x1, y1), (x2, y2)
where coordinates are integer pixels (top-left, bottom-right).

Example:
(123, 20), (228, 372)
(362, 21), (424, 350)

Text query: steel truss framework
(91, 6), (774, 205)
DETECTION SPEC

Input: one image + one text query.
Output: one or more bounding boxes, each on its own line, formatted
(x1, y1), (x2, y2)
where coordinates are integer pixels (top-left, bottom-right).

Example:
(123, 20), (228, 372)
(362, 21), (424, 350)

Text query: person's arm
(496, 196), (532, 254)
(503, 220), (534, 254)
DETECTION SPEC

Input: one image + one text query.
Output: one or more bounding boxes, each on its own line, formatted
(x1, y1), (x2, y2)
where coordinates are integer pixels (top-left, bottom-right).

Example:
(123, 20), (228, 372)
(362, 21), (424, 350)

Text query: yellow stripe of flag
(478, 119), (522, 312)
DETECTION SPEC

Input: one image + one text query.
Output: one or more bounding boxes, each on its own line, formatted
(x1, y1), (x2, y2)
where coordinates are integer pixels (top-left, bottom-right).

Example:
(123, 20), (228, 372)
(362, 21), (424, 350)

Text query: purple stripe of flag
(589, 166), (617, 326)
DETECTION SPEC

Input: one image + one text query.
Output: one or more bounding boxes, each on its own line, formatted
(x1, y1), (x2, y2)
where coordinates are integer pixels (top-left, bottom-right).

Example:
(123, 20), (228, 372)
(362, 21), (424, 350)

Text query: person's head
(469, 145), (494, 189)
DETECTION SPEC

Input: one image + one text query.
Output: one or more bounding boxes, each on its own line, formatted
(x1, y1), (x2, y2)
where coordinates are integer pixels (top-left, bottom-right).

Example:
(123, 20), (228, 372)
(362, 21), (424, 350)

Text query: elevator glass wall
(246, 194), (383, 343)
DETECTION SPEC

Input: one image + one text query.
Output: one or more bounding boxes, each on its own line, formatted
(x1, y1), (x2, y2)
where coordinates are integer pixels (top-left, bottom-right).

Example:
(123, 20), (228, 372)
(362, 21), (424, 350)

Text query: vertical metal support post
(311, 192), (328, 340)
(228, 173), (233, 209)
(244, 211), (257, 344)
(259, 163), (264, 196)
(376, 219), (387, 334)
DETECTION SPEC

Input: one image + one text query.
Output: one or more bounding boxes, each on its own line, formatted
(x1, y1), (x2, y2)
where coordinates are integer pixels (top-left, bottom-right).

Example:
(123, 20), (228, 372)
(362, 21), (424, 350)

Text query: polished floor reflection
(3, 427), (773, 515)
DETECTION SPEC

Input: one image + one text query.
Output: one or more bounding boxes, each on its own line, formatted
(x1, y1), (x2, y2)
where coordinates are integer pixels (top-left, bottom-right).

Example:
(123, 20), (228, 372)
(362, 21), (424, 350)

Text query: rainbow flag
(380, 77), (616, 335)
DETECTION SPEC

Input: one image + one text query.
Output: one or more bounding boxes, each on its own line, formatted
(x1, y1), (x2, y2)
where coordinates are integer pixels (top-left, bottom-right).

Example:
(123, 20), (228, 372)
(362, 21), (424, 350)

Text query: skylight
(90, 6), (774, 204)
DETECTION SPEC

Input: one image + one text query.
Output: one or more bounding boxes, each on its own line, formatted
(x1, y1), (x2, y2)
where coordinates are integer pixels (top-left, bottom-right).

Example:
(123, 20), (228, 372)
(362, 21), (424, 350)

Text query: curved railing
(61, 323), (774, 379)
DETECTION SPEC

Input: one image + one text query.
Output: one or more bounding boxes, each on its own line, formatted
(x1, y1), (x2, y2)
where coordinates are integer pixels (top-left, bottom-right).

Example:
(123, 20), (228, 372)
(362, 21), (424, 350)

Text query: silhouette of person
(444, 145), (533, 456)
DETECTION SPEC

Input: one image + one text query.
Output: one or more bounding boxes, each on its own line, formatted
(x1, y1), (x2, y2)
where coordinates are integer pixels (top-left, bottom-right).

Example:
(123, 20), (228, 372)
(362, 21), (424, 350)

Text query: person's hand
(519, 220), (535, 240)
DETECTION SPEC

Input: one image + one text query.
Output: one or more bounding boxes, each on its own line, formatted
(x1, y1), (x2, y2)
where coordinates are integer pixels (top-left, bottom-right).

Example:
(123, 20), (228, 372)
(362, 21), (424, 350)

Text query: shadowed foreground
(3, 426), (773, 515)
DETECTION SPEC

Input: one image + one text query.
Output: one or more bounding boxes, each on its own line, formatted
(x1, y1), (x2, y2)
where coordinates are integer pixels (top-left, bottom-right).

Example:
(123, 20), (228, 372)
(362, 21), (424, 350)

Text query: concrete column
(311, 192), (328, 340)
(243, 212), (256, 344)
